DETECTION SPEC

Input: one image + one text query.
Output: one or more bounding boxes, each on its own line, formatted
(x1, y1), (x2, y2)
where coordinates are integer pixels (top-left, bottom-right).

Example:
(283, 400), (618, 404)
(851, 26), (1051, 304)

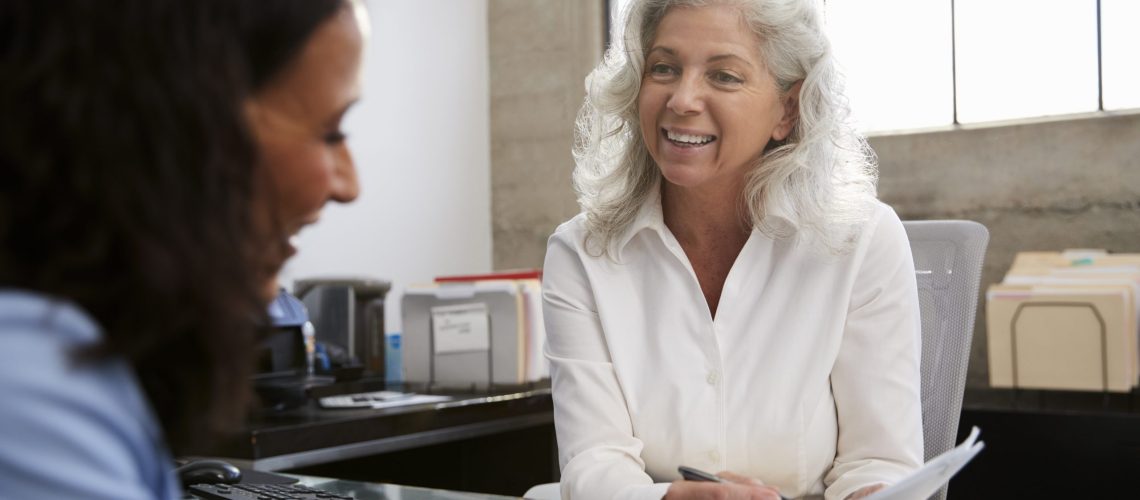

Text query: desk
(187, 474), (520, 499)
(219, 383), (557, 496)
(285, 474), (520, 499)
(949, 387), (1140, 498)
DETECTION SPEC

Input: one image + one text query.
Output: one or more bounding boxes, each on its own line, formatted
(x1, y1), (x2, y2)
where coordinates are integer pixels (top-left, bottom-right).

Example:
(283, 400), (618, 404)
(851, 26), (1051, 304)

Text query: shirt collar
(613, 181), (669, 258)
(0, 289), (102, 344)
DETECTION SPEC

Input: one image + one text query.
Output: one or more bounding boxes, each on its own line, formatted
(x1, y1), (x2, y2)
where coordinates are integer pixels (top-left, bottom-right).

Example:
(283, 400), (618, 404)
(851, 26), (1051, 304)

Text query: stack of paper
(987, 250), (1140, 392)
(865, 427), (985, 500)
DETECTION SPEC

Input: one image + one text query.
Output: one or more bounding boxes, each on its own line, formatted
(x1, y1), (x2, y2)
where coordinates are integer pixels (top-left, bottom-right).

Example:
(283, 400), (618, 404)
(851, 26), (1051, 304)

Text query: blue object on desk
(314, 343), (331, 372)
(267, 288), (309, 327)
(385, 332), (403, 383)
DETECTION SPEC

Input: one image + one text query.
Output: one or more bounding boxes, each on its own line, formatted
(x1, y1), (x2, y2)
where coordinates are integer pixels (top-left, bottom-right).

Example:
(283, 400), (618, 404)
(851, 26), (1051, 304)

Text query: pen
(677, 466), (792, 500)
(678, 465), (725, 483)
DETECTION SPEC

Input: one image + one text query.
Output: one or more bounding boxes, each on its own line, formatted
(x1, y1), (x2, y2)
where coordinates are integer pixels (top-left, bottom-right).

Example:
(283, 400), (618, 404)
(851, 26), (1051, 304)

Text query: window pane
(1102, 0), (1140, 110)
(955, 0), (1099, 124)
(826, 0), (954, 132)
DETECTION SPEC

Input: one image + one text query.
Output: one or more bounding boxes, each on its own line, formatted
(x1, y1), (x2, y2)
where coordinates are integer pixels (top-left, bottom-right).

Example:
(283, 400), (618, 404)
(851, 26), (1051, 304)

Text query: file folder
(987, 284), (1135, 392)
(401, 281), (532, 390)
(988, 250), (1140, 392)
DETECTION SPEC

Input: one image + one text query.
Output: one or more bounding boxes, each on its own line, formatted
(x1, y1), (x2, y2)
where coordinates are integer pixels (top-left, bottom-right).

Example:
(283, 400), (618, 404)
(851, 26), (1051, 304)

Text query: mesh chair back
(903, 220), (989, 500)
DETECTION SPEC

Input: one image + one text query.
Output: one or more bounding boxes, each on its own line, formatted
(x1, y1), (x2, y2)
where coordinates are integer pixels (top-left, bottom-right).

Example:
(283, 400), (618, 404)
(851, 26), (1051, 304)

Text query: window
(826, 0), (953, 131)
(1102, 0), (1140, 110)
(953, 0), (1098, 124)
(607, 0), (1139, 133)
(830, 0), (1137, 130)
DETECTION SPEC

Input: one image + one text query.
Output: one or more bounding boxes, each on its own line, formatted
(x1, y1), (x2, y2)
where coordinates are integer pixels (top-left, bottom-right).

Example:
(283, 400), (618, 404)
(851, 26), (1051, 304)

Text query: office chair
(525, 221), (990, 500)
(903, 220), (989, 500)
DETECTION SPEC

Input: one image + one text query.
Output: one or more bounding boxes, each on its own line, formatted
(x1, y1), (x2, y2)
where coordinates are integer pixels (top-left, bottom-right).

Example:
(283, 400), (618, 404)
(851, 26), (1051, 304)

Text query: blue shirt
(0, 290), (181, 499)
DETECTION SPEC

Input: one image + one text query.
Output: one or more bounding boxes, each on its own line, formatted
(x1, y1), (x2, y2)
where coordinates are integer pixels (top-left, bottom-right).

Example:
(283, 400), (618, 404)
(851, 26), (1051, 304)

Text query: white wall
(280, 0), (492, 290)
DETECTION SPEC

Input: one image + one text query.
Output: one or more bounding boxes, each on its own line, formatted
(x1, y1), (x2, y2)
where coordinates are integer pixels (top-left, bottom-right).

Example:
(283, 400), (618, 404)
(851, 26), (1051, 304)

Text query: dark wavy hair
(0, 0), (346, 454)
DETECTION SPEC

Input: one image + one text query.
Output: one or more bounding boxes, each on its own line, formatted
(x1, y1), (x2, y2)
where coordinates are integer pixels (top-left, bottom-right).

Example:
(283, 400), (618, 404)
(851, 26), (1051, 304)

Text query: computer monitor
(251, 290), (313, 410)
(254, 327), (305, 379)
(255, 289), (309, 379)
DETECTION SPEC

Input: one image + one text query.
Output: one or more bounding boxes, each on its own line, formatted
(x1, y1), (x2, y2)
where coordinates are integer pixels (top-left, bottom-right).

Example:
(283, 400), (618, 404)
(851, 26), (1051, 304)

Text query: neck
(661, 180), (750, 247)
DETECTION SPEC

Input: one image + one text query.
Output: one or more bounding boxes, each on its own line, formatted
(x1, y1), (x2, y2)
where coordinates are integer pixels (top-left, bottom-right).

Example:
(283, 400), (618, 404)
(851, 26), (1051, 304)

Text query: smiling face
(245, 3), (365, 299)
(638, 4), (799, 197)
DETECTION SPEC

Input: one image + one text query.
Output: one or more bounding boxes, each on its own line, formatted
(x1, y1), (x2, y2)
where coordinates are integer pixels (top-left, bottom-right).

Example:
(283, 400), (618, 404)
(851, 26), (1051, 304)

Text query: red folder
(434, 268), (543, 283)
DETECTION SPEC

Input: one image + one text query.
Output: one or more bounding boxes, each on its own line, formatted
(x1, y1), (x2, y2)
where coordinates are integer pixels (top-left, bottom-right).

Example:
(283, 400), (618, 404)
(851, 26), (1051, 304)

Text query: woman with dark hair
(0, 0), (365, 497)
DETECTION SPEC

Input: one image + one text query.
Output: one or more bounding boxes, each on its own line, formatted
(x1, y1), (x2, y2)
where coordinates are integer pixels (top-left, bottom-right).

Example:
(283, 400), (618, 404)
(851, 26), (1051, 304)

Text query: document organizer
(401, 282), (527, 390)
(987, 285), (1136, 392)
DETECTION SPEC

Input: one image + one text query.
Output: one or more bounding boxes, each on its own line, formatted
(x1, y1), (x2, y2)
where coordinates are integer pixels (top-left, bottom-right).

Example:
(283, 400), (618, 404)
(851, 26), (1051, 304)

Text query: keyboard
(189, 483), (352, 499)
(317, 390), (411, 409)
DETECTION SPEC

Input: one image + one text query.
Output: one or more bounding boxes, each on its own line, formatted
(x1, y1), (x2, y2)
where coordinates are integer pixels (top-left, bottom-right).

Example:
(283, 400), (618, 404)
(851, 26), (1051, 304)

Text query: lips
(661, 127), (717, 153)
(663, 127), (716, 149)
(285, 235), (298, 258)
(282, 215), (320, 259)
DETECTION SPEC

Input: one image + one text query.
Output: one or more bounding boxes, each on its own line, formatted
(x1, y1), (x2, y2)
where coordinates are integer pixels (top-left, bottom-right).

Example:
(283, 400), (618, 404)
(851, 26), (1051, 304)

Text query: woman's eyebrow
(646, 47), (755, 70)
(326, 98), (359, 126)
(707, 53), (754, 70)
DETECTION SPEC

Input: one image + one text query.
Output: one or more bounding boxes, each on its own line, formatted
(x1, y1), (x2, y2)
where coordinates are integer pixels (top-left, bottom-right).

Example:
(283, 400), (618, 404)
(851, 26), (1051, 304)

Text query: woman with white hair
(541, 0), (923, 498)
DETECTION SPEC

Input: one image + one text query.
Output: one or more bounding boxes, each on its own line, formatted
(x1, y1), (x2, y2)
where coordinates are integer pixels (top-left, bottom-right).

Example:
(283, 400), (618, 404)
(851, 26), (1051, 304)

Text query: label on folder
(431, 303), (490, 354)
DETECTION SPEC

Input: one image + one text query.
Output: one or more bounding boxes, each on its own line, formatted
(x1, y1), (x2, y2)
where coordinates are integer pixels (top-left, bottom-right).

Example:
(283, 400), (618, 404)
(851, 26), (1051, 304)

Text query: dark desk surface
(962, 385), (1140, 415)
(220, 381), (554, 472)
(952, 386), (1138, 498)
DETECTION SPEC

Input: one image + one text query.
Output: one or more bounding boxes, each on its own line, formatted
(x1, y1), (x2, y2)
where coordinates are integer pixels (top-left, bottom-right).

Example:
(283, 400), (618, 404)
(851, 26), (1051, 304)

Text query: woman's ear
(772, 80), (803, 141)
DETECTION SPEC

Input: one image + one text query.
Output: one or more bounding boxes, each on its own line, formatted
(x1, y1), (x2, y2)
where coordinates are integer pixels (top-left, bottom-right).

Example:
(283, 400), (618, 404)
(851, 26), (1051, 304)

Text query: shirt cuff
(615, 482), (672, 500)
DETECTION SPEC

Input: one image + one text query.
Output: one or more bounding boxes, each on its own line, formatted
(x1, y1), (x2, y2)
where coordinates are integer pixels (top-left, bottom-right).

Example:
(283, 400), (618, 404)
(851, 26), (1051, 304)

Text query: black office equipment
(188, 483), (351, 499)
(253, 289), (333, 411)
(257, 289), (309, 377)
(295, 277), (390, 377)
(176, 459), (242, 486)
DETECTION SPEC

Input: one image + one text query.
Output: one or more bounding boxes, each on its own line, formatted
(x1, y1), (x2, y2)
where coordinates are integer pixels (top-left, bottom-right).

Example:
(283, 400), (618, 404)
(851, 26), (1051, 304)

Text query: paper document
(366, 393), (452, 409)
(864, 427), (984, 500)
(431, 303), (490, 354)
(317, 391), (453, 410)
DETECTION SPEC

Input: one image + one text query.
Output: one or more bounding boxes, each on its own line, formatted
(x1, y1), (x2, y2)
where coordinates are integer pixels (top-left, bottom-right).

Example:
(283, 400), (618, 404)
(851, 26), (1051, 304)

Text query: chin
(659, 165), (711, 189)
(259, 274), (282, 304)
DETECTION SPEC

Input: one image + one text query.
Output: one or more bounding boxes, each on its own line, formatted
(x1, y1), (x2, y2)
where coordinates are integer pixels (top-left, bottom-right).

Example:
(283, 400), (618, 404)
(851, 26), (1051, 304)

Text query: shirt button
(708, 450), (720, 463)
(706, 371), (719, 385)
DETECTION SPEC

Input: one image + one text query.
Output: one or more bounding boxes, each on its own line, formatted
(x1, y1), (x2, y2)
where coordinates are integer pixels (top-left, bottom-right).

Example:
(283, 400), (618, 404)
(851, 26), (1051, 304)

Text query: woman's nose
(329, 152), (359, 203)
(666, 75), (704, 115)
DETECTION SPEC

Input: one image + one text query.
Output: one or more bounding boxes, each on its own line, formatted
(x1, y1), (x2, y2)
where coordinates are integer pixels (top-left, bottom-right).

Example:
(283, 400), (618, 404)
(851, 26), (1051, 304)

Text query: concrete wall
(488, 0), (603, 270)
(872, 110), (1140, 387)
(282, 0), (492, 289)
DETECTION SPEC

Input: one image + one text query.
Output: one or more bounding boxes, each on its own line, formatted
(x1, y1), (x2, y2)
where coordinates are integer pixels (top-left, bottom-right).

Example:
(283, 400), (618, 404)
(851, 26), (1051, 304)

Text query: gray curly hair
(573, 0), (878, 256)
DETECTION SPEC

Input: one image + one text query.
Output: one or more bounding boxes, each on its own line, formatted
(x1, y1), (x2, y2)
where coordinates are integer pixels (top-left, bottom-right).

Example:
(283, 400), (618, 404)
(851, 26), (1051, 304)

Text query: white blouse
(541, 192), (923, 500)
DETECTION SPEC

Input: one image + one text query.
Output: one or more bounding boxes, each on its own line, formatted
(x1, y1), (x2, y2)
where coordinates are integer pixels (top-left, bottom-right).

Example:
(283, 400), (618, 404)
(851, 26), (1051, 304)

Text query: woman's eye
(323, 130), (347, 145)
(712, 71), (743, 85)
(648, 63), (676, 78)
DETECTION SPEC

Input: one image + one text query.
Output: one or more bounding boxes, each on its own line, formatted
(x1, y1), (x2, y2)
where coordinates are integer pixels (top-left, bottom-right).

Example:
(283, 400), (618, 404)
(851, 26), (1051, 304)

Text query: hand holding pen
(666, 466), (788, 500)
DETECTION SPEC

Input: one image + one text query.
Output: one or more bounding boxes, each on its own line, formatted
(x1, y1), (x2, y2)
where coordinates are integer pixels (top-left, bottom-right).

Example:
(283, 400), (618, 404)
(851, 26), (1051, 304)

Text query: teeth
(666, 130), (714, 144)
